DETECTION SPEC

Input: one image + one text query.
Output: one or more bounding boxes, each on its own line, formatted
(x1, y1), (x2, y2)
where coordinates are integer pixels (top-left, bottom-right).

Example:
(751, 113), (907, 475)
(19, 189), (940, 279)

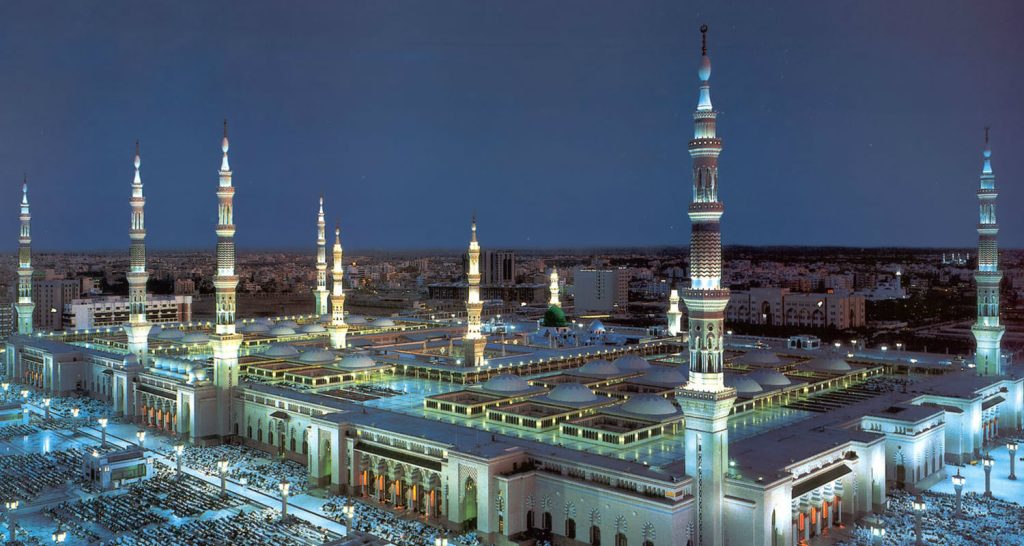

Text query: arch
(590, 525), (602, 545)
(462, 476), (477, 526)
(615, 533), (627, 546)
(543, 511), (552, 532)
(566, 518), (577, 539)
(527, 510), (535, 530)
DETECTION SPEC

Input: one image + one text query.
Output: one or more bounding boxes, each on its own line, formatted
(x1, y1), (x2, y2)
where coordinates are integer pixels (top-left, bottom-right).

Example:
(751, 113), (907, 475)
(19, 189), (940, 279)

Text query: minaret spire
(15, 177), (35, 335)
(674, 25), (735, 546)
(548, 267), (560, 307)
(972, 127), (1004, 375)
(314, 196), (329, 317)
(328, 223), (348, 349)
(123, 140), (153, 363)
(463, 215), (485, 366)
(211, 120), (242, 438)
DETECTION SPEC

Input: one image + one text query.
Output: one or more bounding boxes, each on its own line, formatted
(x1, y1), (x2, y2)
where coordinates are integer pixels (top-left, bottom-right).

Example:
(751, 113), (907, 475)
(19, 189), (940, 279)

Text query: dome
(804, 355), (852, 372)
(481, 374), (532, 394)
(269, 325), (297, 336)
(621, 395), (678, 417)
(613, 355), (651, 372)
(547, 383), (597, 404)
(263, 344), (300, 358)
(257, 317), (275, 326)
(243, 323), (270, 334)
(542, 305), (568, 328)
(339, 353), (376, 370)
(157, 328), (183, 340)
(148, 325), (163, 337)
(735, 349), (781, 366)
(277, 320), (299, 328)
(181, 332), (209, 344)
(638, 367), (686, 386)
(194, 368), (208, 381)
(300, 323), (326, 333)
(747, 369), (792, 387)
(724, 374), (763, 395)
(298, 348), (336, 363)
(577, 359), (620, 376)
(588, 320), (606, 333)
(346, 315), (367, 325)
(123, 354), (139, 367)
(371, 318), (396, 327)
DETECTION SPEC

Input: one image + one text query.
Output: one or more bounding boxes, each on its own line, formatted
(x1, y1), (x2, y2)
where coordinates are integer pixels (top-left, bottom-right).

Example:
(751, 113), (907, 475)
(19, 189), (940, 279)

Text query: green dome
(542, 305), (568, 328)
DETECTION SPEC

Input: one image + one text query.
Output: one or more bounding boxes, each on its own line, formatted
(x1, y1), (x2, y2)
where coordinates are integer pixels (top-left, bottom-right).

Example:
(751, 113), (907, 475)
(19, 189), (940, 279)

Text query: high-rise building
(64, 295), (192, 329)
(32, 279), (80, 331)
(483, 250), (516, 286)
(574, 269), (628, 313)
(973, 129), (1004, 376)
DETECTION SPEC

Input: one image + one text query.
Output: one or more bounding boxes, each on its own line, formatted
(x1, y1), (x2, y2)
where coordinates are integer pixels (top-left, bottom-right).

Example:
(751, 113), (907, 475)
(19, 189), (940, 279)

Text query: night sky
(1, 1), (1021, 251)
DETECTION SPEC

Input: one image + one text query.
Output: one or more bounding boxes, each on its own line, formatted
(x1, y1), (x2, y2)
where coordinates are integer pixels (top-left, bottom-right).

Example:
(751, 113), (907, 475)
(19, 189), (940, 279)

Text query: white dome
(263, 344), (300, 358)
(736, 349), (781, 366)
(157, 328), (183, 340)
(277, 320), (299, 328)
(346, 315), (367, 325)
(805, 355), (852, 372)
(339, 353), (376, 370)
(300, 323), (326, 333)
(123, 354), (139, 367)
(638, 367), (686, 386)
(194, 368), (207, 381)
(747, 369), (791, 387)
(298, 348), (336, 363)
(621, 395), (677, 416)
(613, 355), (651, 372)
(257, 317), (275, 326)
(148, 325), (163, 337)
(588, 320), (606, 333)
(181, 332), (209, 344)
(371, 318), (396, 327)
(577, 359), (620, 376)
(725, 374), (763, 395)
(547, 383), (597, 404)
(269, 325), (297, 336)
(243, 323), (270, 334)
(482, 374), (532, 394)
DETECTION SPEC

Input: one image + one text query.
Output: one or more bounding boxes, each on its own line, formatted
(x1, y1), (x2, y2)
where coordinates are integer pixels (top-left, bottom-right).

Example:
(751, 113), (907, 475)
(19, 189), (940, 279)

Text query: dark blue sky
(1, 1), (1021, 251)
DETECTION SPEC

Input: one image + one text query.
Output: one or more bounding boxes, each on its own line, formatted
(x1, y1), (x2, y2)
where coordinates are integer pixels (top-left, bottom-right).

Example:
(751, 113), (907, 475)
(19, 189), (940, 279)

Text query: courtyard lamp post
(434, 535), (449, 546)
(341, 501), (355, 536)
(1007, 441), (1018, 480)
(868, 517), (885, 546)
(951, 470), (966, 517)
(279, 480), (290, 519)
(21, 389), (29, 401)
(982, 455), (994, 497)
(217, 458), (229, 498)
(912, 495), (926, 545)
(42, 397), (51, 420)
(174, 444), (184, 475)
(70, 408), (79, 431)
(136, 430), (146, 450)
(5, 499), (20, 543)
(52, 527), (67, 543)
(2, 382), (9, 400)
(98, 417), (108, 447)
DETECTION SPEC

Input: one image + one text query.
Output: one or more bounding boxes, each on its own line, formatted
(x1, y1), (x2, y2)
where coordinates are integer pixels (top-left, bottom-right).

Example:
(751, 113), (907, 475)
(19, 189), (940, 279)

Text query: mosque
(5, 26), (1022, 546)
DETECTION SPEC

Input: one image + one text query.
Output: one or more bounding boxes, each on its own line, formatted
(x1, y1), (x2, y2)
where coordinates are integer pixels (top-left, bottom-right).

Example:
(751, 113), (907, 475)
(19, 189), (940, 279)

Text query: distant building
(574, 268), (628, 313)
(463, 250), (516, 286)
(427, 283), (546, 305)
(727, 287), (865, 329)
(64, 294), (192, 330)
(33, 278), (81, 331)
(856, 271), (908, 301)
(174, 278), (196, 295)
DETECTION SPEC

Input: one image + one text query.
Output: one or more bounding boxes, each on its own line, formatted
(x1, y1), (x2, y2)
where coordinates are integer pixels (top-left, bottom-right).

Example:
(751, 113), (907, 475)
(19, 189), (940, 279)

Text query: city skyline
(2, 1), (1022, 252)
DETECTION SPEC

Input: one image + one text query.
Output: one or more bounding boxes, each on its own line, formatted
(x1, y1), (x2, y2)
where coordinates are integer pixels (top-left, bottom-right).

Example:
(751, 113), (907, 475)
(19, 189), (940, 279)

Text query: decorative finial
(701, 24), (708, 56)
(335, 225), (341, 242)
(134, 140), (141, 170)
(221, 119), (231, 171)
(22, 175), (27, 201)
(985, 126), (990, 145)
(319, 196), (324, 215)
(223, 118), (229, 139)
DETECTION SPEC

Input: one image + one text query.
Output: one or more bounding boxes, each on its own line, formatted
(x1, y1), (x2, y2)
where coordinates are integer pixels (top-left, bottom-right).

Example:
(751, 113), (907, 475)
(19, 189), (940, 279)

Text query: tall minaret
(123, 141), (153, 361)
(972, 128), (1004, 376)
(328, 226), (348, 349)
(314, 197), (329, 317)
(548, 267), (560, 307)
(674, 26), (735, 546)
(463, 216), (485, 366)
(210, 121), (243, 438)
(667, 289), (682, 336)
(15, 179), (34, 335)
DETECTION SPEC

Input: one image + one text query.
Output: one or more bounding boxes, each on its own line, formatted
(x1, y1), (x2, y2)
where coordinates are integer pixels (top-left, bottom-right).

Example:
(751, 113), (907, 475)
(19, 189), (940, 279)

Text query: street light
(5, 499), (20, 543)
(136, 430), (146, 450)
(868, 517), (886, 546)
(1008, 441), (1018, 480)
(982, 455), (994, 497)
(912, 495), (926, 545)
(1, 382), (9, 400)
(174, 444), (184, 475)
(341, 501), (355, 535)
(951, 470), (966, 518)
(434, 536), (449, 546)
(21, 389), (29, 400)
(217, 458), (229, 497)
(98, 417), (108, 447)
(279, 480), (290, 519)
(42, 398), (51, 420)
(52, 528), (67, 543)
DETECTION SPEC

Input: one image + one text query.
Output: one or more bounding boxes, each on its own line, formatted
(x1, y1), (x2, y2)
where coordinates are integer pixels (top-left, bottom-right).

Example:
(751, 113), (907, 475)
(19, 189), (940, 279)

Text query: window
(616, 533), (627, 546)
(591, 526), (601, 546)
(543, 512), (552, 532)
(527, 510), (535, 529)
(566, 519), (576, 539)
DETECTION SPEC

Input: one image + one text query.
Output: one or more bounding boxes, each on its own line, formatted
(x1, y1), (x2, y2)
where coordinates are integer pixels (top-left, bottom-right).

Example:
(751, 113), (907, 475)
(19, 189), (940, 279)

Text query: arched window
(247, 426), (252, 439)
(566, 518), (576, 539)
(527, 510), (535, 529)
(616, 533), (627, 546)
(543, 511), (552, 532)
(590, 525), (601, 546)
(290, 437), (297, 452)
(642, 541), (653, 546)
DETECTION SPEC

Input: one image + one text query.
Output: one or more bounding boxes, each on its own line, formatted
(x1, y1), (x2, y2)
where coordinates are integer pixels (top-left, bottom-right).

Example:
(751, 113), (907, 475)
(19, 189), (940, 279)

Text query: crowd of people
(48, 492), (169, 542)
(0, 451), (79, 502)
(2, 382), (111, 419)
(0, 423), (37, 441)
(178, 444), (310, 495)
(126, 467), (243, 517)
(321, 495), (483, 546)
(837, 489), (1024, 545)
(106, 509), (337, 546)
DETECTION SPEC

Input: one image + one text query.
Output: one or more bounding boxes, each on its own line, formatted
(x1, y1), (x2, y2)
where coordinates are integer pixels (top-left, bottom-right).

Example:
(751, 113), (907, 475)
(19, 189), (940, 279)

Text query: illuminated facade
(667, 289), (682, 336)
(463, 217), (485, 366)
(548, 267), (560, 307)
(314, 197), (329, 317)
(328, 226), (348, 349)
(123, 141), (153, 363)
(972, 129), (1004, 376)
(15, 180), (34, 335)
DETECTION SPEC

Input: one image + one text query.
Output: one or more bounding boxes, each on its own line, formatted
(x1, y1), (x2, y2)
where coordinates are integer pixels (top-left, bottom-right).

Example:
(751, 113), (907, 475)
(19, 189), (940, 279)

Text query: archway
(462, 477), (477, 528)
(615, 533), (627, 546)
(590, 525), (601, 545)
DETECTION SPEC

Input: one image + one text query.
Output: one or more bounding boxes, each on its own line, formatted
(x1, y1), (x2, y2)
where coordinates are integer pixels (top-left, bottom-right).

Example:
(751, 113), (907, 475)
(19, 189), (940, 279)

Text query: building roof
(542, 305), (568, 328)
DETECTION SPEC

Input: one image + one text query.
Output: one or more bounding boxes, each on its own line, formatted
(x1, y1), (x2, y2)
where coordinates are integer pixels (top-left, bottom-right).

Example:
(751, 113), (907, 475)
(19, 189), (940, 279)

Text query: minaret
(328, 226), (348, 349)
(667, 289), (682, 336)
(463, 216), (485, 367)
(972, 128), (1004, 376)
(15, 179), (34, 335)
(314, 197), (329, 317)
(548, 267), (560, 307)
(123, 141), (153, 361)
(210, 120), (243, 438)
(674, 26), (735, 546)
